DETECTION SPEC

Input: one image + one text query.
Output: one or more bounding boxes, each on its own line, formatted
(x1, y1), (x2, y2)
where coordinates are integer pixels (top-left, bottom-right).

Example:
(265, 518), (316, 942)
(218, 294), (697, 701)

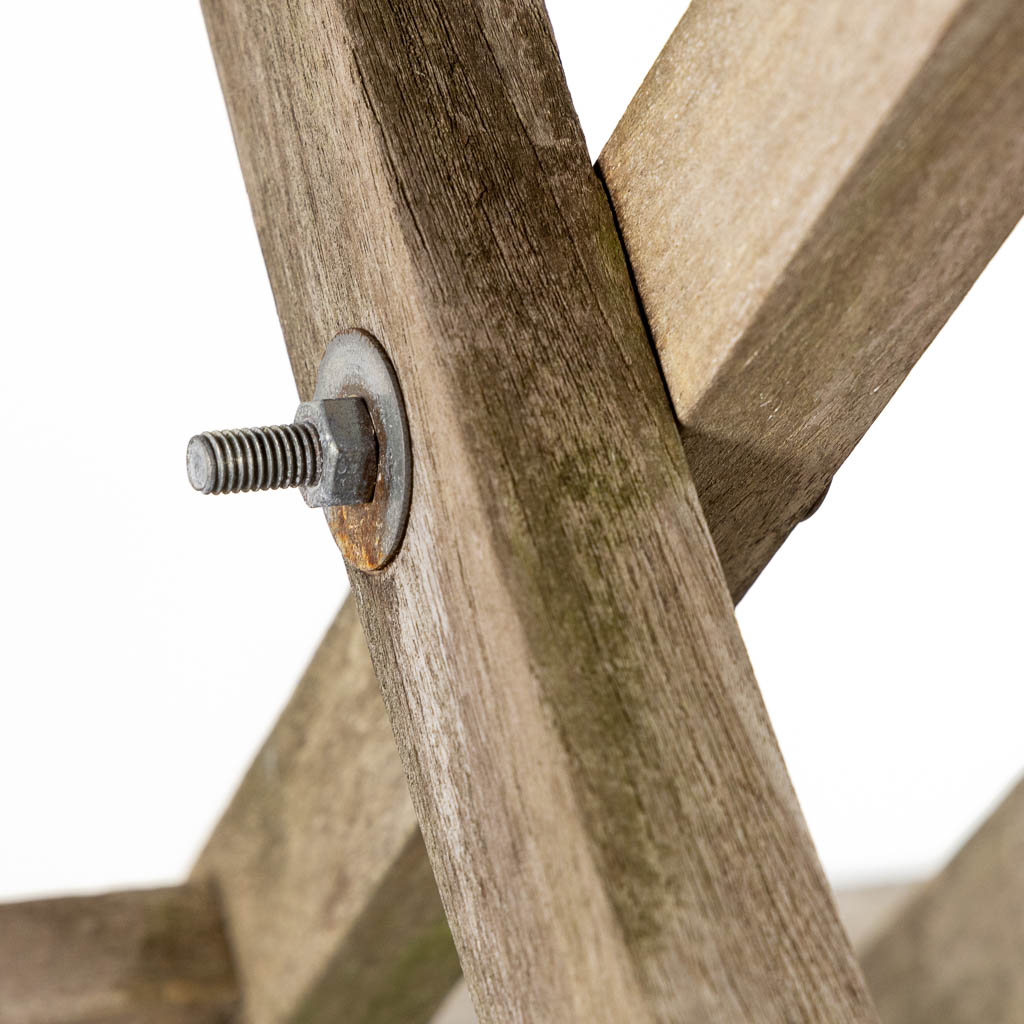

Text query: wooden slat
(0, 885), (238, 1024)
(861, 778), (1024, 1024)
(600, 0), (1024, 600)
(201, 1), (876, 1021)
(192, 601), (459, 1024)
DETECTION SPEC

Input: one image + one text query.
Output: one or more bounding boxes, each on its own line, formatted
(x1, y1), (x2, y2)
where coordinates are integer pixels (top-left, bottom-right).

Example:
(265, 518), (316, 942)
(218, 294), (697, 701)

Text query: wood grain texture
(861, 778), (1024, 1024)
(600, 0), (1024, 600)
(432, 882), (926, 1024)
(0, 885), (238, 1024)
(201, 0), (877, 1021)
(192, 601), (458, 1024)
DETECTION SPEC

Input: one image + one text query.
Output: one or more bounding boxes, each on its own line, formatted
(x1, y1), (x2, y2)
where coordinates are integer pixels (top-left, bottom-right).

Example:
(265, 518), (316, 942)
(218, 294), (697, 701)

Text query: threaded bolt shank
(187, 423), (321, 495)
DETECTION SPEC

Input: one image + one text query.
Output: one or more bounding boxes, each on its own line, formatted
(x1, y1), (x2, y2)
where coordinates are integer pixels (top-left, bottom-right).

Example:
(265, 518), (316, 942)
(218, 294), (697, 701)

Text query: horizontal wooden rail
(861, 777), (1024, 1024)
(0, 885), (238, 1024)
(193, 0), (1024, 1019)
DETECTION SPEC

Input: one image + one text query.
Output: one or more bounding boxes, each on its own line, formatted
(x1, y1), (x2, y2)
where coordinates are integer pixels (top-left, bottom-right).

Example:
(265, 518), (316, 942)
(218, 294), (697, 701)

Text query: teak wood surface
(0, 885), (238, 1024)
(601, 0), (1024, 601)
(189, 0), (1024, 1020)
(199, 0), (878, 1021)
(434, 882), (925, 1024)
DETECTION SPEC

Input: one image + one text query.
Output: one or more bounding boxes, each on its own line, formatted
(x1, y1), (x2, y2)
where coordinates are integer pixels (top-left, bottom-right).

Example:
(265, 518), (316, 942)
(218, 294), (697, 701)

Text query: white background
(0, 0), (1021, 903)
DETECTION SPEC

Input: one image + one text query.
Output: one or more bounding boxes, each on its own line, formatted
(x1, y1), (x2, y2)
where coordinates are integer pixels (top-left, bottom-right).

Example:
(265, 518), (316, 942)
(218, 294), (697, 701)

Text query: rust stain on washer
(316, 329), (411, 573)
(327, 399), (391, 570)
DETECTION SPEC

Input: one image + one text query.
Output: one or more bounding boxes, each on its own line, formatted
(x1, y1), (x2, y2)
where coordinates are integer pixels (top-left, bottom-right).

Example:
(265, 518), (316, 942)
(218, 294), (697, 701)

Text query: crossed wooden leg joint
(4, 0), (1022, 1021)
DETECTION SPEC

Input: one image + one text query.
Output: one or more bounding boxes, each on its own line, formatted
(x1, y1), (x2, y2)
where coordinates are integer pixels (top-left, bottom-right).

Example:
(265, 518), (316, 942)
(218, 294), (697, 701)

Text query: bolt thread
(188, 423), (322, 494)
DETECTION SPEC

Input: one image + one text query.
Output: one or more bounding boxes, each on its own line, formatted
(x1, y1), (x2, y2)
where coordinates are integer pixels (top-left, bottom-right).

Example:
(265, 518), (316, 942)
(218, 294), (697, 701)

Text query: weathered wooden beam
(193, 601), (459, 1024)
(201, 1), (876, 1022)
(0, 885), (238, 1024)
(198, 608), (921, 1024)
(430, 882), (926, 1024)
(860, 778), (1024, 1024)
(600, 0), (1024, 600)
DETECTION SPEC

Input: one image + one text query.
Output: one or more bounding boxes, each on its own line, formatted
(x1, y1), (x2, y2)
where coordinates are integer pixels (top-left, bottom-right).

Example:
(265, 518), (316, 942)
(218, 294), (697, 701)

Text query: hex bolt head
(185, 398), (377, 505)
(294, 398), (378, 507)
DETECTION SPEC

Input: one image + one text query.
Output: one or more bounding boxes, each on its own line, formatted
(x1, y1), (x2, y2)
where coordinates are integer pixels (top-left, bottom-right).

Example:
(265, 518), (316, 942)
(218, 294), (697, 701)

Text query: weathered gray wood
(201, 610), (923, 1024)
(0, 885), (238, 1024)
(201, 0), (876, 1021)
(192, 601), (459, 1024)
(861, 778), (1024, 1024)
(600, 0), (1024, 600)
(432, 882), (926, 1024)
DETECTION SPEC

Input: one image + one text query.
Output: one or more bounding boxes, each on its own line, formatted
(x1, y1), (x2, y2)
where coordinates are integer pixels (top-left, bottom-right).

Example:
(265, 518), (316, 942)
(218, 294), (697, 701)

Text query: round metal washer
(313, 330), (412, 571)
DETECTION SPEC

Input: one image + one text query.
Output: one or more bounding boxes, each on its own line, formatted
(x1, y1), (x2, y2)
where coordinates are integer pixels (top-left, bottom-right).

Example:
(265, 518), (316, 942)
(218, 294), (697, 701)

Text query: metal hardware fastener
(186, 400), (377, 507)
(185, 330), (412, 571)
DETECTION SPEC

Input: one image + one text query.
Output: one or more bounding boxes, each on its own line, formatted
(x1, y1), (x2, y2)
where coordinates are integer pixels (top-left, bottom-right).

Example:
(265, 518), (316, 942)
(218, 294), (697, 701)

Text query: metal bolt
(186, 330), (411, 570)
(186, 398), (378, 508)
(186, 422), (320, 494)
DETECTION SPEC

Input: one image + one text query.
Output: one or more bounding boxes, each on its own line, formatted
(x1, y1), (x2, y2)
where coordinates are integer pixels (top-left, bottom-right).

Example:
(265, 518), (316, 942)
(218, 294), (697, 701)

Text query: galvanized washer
(313, 330), (412, 571)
